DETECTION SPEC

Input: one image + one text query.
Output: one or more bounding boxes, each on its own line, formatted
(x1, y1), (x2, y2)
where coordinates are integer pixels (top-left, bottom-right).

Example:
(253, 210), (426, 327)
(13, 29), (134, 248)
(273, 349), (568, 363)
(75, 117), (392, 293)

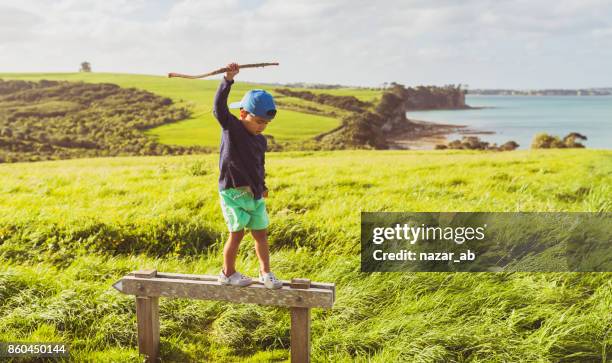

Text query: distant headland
(468, 88), (612, 96)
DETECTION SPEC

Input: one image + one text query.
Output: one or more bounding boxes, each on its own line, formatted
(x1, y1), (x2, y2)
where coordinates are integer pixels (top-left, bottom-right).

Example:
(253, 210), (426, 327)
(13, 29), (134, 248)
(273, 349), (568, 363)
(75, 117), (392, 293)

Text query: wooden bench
(113, 269), (335, 362)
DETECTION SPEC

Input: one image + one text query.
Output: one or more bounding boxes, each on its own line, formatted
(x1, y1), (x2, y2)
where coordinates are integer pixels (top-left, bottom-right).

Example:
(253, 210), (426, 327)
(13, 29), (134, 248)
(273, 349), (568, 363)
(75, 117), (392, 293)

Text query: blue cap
(229, 89), (277, 120)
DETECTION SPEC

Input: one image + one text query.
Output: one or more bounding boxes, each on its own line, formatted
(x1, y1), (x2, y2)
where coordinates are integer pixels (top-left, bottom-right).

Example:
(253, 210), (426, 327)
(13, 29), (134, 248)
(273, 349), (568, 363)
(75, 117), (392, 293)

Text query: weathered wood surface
(291, 307), (311, 363)
(291, 279), (311, 363)
(290, 278), (312, 290)
(149, 272), (336, 299)
(136, 296), (159, 363)
(113, 271), (334, 362)
(114, 273), (335, 308)
(134, 269), (158, 278)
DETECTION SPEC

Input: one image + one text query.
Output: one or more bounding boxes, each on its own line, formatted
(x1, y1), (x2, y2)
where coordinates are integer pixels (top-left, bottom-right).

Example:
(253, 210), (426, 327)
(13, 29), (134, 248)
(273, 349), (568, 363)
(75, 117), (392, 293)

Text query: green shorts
(219, 188), (269, 232)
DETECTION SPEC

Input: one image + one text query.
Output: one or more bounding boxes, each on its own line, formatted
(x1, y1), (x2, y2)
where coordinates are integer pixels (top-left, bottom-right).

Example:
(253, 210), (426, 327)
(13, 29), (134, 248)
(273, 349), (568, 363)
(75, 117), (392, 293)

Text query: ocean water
(406, 95), (612, 149)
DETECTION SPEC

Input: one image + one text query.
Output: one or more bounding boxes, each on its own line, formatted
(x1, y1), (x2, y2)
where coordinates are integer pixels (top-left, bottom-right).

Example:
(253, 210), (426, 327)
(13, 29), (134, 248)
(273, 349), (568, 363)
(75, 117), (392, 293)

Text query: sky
(1, 0), (611, 89)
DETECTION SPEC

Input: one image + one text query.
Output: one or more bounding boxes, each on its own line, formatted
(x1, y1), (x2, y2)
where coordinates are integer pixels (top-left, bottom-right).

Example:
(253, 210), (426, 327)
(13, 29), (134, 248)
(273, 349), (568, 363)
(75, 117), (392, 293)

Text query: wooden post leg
(291, 307), (311, 363)
(136, 296), (160, 363)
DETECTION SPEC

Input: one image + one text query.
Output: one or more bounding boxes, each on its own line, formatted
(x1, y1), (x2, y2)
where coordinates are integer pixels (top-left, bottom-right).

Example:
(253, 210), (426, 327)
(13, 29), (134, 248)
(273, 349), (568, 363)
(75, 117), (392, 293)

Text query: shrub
(531, 133), (565, 149)
(563, 132), (587, 148)
(499, 141), (520, 151)
(532, 132), (587, 149)
(441, 137), (519, 151)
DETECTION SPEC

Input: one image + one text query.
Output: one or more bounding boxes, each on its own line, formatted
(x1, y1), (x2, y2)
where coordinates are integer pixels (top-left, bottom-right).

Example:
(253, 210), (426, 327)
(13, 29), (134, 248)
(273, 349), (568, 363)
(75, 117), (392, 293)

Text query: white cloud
(0, 5), (41, 43)
(1, 0), (611, 88)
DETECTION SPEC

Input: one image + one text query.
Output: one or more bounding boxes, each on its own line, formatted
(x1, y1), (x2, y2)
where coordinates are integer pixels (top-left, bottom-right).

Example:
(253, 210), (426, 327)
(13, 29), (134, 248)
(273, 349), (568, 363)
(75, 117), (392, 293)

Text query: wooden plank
(136, 296), (159, 363)
(119, 276), (334, 308)
(134, 269), (157, 278)
(153, 272), (335, 293)
(290, 278), (311, 289)
(291, 307), (311, 363)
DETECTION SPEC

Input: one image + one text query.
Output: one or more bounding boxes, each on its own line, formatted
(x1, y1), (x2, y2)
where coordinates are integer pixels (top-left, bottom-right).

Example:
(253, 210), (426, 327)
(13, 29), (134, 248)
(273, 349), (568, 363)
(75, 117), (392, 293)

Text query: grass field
(0, 73), (381, 148)
(1, 149), (610, 362)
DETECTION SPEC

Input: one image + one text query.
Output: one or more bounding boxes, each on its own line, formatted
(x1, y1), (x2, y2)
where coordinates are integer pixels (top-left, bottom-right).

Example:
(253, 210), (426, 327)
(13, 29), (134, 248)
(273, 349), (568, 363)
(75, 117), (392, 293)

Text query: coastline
(406, 105), (490, 111)
(400, 94), (612, 150)
(388, 118), (494, 150)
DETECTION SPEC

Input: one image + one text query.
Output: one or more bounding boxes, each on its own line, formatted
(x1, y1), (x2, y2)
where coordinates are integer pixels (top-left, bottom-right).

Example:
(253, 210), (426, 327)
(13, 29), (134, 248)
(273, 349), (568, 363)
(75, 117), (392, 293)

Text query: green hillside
(0, 79), (205, 163)
(1, 149), (610, 362)
(0, 73), (381, 148)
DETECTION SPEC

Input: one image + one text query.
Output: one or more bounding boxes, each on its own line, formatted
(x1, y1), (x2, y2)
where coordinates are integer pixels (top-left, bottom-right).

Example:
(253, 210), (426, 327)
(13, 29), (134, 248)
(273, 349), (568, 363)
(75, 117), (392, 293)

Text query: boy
(213, 62), (282, 289)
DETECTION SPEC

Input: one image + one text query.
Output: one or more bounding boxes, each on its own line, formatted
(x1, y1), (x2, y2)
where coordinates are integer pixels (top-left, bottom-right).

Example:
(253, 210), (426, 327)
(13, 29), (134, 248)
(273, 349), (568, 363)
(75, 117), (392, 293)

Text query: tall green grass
(1, 149), (611, 361)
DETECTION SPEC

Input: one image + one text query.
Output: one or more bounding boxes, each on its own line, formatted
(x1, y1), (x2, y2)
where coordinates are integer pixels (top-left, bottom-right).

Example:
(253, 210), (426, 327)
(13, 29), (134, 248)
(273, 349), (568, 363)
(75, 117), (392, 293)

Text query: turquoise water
(406, 96), (611, 149)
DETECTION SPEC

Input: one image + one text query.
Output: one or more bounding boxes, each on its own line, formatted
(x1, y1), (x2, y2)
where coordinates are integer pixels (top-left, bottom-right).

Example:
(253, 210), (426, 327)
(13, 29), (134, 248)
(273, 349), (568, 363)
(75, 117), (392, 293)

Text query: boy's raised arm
(212, 63), (240, 129)
(213, 78), (233, 129)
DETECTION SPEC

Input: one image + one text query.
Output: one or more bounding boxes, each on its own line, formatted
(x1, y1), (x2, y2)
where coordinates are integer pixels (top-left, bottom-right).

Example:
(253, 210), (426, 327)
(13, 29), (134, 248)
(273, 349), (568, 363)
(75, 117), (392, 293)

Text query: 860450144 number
(0, 342), (69, 357)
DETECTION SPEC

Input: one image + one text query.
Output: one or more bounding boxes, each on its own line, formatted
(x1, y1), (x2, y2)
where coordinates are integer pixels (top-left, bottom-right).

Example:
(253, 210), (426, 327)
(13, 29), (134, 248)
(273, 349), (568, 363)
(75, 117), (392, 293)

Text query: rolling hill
(0, 73), (382, 148)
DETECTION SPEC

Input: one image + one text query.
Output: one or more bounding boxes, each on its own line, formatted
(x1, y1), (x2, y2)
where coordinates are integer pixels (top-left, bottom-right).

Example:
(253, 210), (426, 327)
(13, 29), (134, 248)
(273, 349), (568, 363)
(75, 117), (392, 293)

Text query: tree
(563, 132), (587, 148)
(499, 141), (519, 151)
(80, 62), (92, 72)
(531, 133), (565, 149)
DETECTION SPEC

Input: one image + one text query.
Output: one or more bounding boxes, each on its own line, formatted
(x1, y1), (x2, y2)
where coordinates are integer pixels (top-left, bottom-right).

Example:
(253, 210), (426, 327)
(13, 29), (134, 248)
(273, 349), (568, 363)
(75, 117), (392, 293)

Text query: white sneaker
(259, 271), (283, 289)
(218, 270), (252, 287)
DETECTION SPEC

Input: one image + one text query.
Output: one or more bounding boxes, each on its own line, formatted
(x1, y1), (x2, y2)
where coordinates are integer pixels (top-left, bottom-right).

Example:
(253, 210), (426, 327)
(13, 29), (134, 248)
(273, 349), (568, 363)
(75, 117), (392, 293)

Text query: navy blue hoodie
(213, 77), (267, 199)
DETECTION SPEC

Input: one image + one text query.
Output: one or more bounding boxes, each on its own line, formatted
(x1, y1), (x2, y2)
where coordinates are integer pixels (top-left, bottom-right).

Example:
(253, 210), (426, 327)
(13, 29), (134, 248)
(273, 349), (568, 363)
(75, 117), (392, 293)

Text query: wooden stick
(168, 62), (279, 79)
